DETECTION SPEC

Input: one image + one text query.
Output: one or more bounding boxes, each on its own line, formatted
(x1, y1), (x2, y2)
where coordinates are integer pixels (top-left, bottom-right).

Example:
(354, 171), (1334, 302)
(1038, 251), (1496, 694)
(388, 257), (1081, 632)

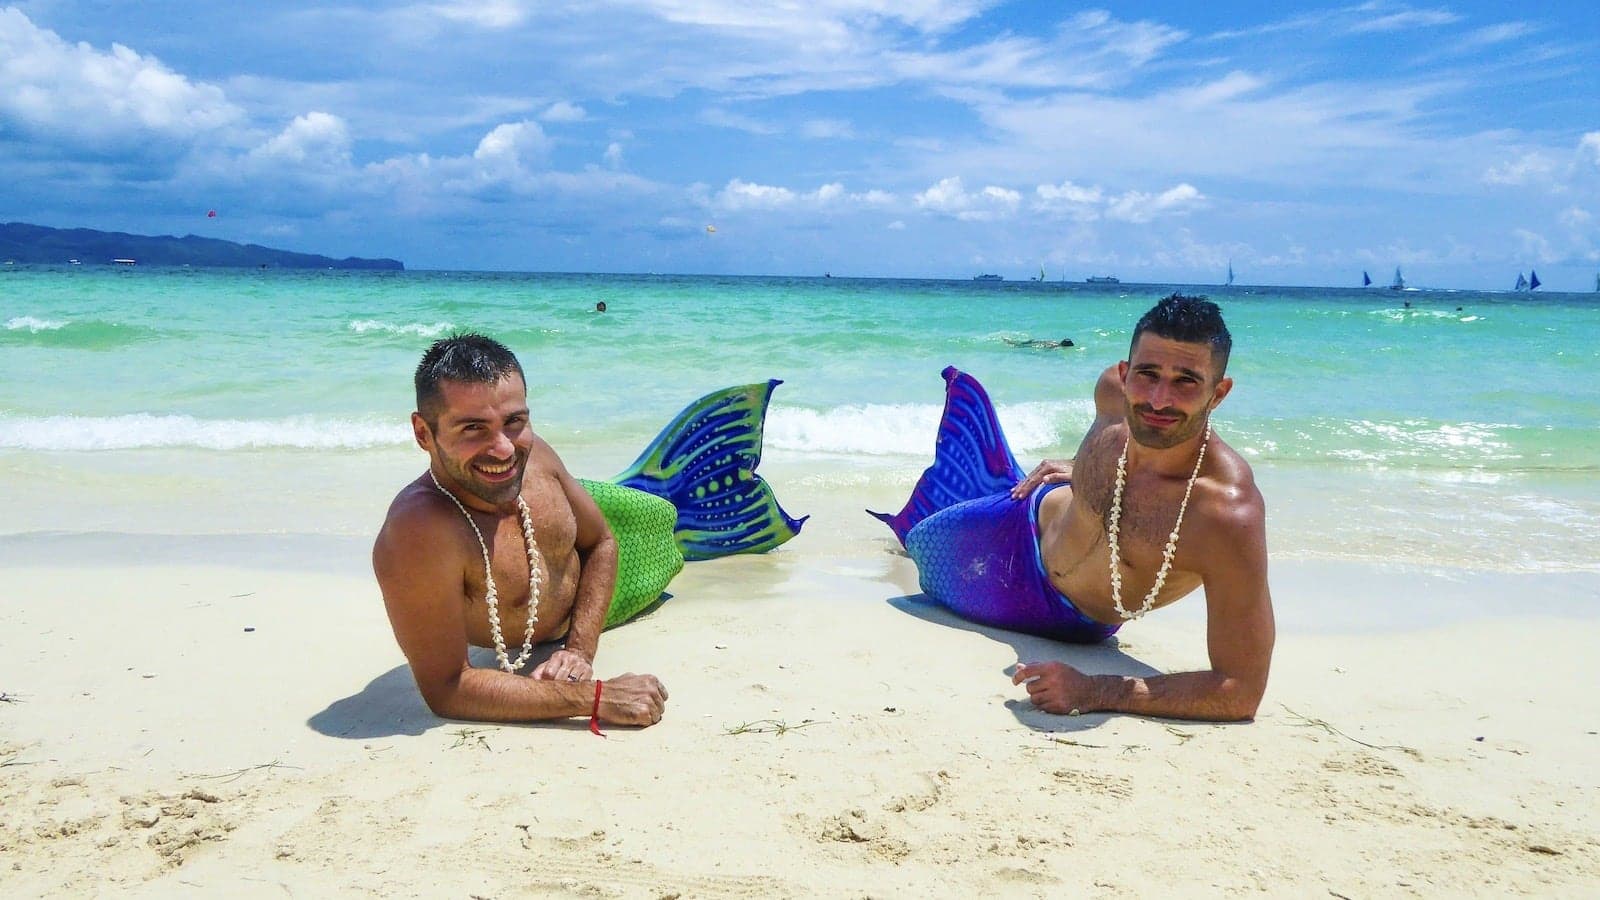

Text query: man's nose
(488, 430), (515, 458)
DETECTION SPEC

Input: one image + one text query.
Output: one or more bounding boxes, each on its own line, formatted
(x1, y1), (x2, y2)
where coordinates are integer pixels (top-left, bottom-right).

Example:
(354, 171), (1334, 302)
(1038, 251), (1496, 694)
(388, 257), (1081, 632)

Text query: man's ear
(1209, 376), (1235, 410)
(411, 412), (434, 451)
(1116, 359), (1130, 382)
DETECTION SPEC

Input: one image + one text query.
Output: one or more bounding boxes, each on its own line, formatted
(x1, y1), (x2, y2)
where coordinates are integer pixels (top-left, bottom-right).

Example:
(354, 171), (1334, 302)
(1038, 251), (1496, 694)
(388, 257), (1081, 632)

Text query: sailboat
(1226, 260), (1235, 286)
(1514, 272), (1528, 291)
(1594, 272), (1599, 292)
(1388, 266), (1405, 290)
(1033, 265), (1047, 282)
(1362, 271), (1371, 287)
(1529, 270), (1541, 291)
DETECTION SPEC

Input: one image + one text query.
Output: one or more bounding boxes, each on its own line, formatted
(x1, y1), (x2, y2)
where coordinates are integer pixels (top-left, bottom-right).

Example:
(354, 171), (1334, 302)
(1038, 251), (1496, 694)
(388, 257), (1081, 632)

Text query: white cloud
(801, 118), (855, 139)
(914, 176), (1020, 220)
(473, 120), (552, 171)
(1483, 152), (1560, 187)
(423, 1), (528, 29)
(541, 101), (588, 122)
(1349, 7), (1461, 34)
(1105, 183), (1204, 223)
(251, 112), (352, 168)
(712, 178), (887, 211)
(0, 8), (243, 150)
(1558, 207), (1591, 228)
(699, 108), (781, 135)
(603, 141), (625, 169)
(1580, 132), (1600, 166)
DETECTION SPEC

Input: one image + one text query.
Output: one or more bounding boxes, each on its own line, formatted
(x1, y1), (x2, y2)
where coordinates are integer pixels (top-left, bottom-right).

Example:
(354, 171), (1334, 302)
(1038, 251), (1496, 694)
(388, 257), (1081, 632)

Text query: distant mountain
(0, 222), (403, 270)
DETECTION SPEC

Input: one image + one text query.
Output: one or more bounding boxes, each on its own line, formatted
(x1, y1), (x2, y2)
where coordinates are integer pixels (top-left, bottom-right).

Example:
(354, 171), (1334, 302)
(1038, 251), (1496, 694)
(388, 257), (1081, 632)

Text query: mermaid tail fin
(868, 366), (1024, 545)
(613, 380), (807, 561)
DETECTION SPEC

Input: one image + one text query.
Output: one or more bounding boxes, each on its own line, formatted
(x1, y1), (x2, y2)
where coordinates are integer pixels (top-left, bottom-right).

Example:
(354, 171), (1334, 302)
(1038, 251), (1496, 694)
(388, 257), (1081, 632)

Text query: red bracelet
(589, 679), (605, 738)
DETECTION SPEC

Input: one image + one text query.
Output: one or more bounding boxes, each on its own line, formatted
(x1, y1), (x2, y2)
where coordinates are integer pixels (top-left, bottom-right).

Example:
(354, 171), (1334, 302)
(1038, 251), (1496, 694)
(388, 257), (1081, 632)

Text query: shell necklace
(429, 470), (543, 673)
(1106, 422), (1210, 621)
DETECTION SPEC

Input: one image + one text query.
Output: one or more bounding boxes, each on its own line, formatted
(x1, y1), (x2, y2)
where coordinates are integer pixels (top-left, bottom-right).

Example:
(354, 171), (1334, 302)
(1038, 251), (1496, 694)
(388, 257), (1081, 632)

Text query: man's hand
(597, 673), (668, 726)
(1010, 459), (1074, 500)
(531, 648), (593, 683)
(1012, 661), (1100, 714)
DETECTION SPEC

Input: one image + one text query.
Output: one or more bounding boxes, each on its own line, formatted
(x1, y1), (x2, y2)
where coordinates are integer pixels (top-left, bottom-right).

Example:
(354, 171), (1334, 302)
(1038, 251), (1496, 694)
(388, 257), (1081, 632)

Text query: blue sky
(2, 1), (1597, 288)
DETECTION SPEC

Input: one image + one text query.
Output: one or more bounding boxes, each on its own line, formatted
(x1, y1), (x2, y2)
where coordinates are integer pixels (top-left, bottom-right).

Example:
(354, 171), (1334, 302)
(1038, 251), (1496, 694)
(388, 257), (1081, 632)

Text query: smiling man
(372, 333), (666, 727)
(874, 294), (1274, 722)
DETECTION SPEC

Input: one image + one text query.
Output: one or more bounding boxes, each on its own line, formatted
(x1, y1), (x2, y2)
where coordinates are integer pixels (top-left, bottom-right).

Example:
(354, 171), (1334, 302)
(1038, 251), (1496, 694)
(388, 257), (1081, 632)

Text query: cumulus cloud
(1105, 183), (1204, 223)
(251, 112), (352, 167)
(541, 101), (587, 122)
(1034, 179), (1104, 221)
(914, 176), (1020, 221)
(1581, 132), (1600, 166)
(473, 120), (552, 173)
(0, 8), (243, 151)
(603, 141), (625, 169)
(712, 178), (888, 211)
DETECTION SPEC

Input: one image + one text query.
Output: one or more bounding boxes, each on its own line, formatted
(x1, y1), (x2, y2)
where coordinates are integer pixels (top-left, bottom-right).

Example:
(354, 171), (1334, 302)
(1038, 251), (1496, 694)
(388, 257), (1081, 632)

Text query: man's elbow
(1223, 678), (1267, 722)
(415, 674), (468, 721)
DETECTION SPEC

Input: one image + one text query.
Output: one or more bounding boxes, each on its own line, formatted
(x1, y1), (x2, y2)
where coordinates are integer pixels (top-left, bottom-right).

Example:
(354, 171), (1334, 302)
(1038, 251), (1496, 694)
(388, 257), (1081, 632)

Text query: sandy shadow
(887, 593), (1163, 734)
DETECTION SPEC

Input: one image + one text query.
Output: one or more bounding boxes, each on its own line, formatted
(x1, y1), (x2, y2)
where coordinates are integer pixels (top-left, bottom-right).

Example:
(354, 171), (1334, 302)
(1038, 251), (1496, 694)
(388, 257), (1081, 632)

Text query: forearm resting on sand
(422, 666), (595, 723)
(1087, 669), (1264, 722)
(421, 667), (668, 727)
(1014, 661), (1265, 722)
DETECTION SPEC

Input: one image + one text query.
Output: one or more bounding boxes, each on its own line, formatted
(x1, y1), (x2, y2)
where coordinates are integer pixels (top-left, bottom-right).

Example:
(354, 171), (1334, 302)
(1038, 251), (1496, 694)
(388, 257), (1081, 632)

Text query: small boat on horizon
(1363, 271), (1372, 287)
(1086, 275), (1120, 284)
(1387, 266), (1405, 290)
(973, 273), (1003, 281)
(113, 258), (136, 266)
(1226, 260), (1235, 287)
(1515, 270), (1542, 291)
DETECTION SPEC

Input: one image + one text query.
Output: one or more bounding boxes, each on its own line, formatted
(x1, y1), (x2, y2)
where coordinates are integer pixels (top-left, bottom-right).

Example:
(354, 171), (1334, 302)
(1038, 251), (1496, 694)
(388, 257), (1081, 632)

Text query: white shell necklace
(1106, 422), (1210, 621)
(429, 469), (543, 673)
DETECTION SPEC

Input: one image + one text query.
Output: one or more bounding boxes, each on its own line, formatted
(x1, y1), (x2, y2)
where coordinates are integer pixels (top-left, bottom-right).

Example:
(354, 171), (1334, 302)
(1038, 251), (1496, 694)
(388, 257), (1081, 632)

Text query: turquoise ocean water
(3, 267), (1598, 575)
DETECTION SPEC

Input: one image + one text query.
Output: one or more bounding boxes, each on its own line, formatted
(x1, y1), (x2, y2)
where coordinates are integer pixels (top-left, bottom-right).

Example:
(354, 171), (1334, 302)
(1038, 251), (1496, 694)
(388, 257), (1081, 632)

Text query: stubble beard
(1125, 403), (1209, 451)
(438, 450), (527, 507)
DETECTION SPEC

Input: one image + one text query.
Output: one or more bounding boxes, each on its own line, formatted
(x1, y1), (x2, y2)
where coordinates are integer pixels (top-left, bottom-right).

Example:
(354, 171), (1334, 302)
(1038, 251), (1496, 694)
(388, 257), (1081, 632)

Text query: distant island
(0, 222), (403, 270)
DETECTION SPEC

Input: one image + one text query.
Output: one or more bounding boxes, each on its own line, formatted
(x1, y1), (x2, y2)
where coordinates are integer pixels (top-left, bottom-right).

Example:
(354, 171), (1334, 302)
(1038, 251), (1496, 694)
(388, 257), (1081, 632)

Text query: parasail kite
(705, 224), (716, 233)
(206, 210), (217, 218)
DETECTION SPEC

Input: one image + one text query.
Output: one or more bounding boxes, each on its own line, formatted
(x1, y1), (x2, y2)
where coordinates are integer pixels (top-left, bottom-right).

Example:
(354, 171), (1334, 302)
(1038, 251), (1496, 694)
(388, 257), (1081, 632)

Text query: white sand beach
(4, 482), (1599, 897)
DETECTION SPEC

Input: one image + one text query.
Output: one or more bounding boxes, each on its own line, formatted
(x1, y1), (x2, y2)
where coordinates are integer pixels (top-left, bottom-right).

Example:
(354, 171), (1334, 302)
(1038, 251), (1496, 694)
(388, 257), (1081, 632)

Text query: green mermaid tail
(582, 380), (806, 628)
(612, 380), (807, 561)
(580, 479), (686, 629)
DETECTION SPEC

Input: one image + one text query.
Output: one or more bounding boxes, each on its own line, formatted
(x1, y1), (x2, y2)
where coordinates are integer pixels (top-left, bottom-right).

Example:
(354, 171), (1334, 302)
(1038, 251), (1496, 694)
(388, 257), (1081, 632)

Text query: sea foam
(348, 319), (456, 337)
(5, 316), (69, 332)
(0, 414), (408, 451)
(765, 400), (1082, 457)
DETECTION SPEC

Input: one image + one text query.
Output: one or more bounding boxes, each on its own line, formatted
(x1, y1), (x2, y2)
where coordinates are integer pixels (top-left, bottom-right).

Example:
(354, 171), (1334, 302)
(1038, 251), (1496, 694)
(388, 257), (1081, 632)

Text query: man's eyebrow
(1131, 362), (1206, 379)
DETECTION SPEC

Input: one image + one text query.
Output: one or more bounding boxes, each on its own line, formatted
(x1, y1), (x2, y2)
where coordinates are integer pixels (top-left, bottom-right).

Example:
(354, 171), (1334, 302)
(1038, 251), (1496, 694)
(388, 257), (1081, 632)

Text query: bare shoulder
(1193, 436), (1266, 537)
(373, 478), (465, 574)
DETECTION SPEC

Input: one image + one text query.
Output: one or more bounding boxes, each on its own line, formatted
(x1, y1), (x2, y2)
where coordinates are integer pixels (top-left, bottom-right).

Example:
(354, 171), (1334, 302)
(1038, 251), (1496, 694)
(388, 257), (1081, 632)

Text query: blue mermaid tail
(871, 367), (1117, 643)
(868, 366), (1025, 546)
(613, 380), (808, 561)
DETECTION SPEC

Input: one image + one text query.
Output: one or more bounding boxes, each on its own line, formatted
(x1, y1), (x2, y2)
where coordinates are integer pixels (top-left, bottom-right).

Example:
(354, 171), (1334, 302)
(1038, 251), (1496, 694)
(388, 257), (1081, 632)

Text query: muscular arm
(546, 458), (618, 666)
(1016, 488), (1275, 722)
(373, 508), (595, 722)
(1012, 365), (1126, 498)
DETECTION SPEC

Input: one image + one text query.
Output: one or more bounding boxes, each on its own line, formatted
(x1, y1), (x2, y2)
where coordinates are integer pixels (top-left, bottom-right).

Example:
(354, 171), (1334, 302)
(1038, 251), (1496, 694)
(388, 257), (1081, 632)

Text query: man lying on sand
(874, 295), (1273, 721)
(373, 334), (667, 727)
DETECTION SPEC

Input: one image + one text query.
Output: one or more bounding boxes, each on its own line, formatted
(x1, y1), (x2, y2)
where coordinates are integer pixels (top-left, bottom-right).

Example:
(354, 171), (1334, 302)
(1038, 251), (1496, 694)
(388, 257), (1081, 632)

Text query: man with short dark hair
(373, 333), (667, 726)
(875, 294), (1274, 721)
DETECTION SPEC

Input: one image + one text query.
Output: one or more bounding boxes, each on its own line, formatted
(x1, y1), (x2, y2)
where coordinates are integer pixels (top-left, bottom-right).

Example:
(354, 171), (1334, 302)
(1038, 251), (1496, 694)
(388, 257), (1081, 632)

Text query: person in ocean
(1003, 337), (1074, 349)
(374, 333), (804, 729)
(871, 295), (1273, 722)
